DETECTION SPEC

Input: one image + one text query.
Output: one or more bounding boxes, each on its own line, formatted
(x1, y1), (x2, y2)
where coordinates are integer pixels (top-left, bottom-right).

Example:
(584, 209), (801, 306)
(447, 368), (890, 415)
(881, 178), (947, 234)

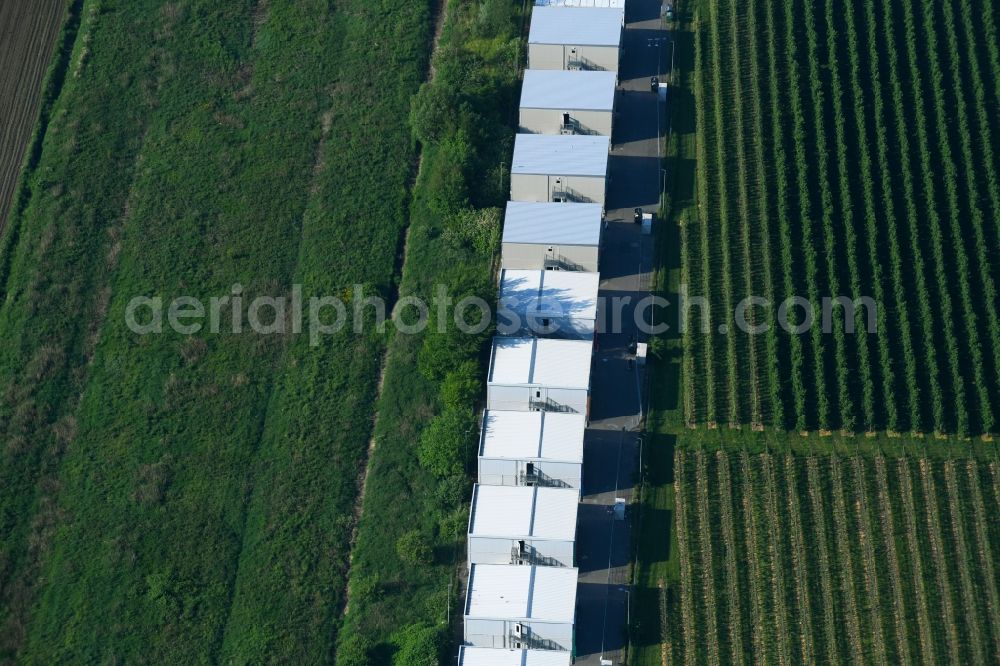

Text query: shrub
(409, 82), (454, 146)
(392, 623), (444, 666)
(338, 633), (375, 666)
(424, 134), (471, 220)
(447, 207), (501, 256)
(435, 475), (470, 509)
(440, 360), (481, 408)
(396, 530), (433, 566)
(417, 406), (477, 479)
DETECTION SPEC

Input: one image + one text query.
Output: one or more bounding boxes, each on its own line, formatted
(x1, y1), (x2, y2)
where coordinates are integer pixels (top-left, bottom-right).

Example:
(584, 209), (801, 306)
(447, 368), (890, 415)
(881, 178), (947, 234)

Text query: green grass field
(0, 0), (432, 661)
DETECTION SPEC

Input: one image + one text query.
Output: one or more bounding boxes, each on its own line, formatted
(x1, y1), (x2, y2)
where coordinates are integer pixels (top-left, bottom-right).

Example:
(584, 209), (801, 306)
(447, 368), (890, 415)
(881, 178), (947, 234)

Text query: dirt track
(0, 0), (66, 230)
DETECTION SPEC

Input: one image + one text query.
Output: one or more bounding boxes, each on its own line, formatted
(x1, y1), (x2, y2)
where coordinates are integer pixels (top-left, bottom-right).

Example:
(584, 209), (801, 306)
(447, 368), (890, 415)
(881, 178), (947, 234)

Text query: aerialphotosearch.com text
(124, 283), (879, 346)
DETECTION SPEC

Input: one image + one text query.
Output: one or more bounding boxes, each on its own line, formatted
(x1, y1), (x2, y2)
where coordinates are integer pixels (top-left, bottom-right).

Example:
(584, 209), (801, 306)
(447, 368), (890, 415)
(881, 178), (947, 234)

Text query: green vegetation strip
(0, 0), (433, 661)
(335, 0), (524, 662)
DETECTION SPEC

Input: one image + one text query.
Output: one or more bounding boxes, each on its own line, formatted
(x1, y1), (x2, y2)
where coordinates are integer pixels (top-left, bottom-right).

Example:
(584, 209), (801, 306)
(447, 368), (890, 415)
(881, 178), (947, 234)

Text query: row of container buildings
(459, 2), (625, 664)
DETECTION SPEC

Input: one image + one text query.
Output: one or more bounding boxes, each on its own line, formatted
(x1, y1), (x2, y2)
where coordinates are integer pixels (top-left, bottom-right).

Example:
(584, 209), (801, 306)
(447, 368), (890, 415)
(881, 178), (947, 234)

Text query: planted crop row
(823, 0), (872, 430)
(828, 456), (866, 662)
(760, 454), (793, 665)
(691, 21), (717, 425)
(726, 0), (762, 426)
(895, 457), (939, 664)
(715, 451), (746, 664)
(849, 457), (889, 664)
(746, 0), (784, 428)
(673, 451), (699, 666)
(942, 461), (988, 664)
(915, 459), (962, 662)
(706, 0), (741, 426)
(761, 0), (805, 429)
(954, 0), (1000, 403)
(782, 0), (826, 430)
(782, 455), (816, 663)
(872, 456), (914, 664)
(740, 452), (770, 663)
(864, 0), (925, 431)
(693, 451), (721, 665)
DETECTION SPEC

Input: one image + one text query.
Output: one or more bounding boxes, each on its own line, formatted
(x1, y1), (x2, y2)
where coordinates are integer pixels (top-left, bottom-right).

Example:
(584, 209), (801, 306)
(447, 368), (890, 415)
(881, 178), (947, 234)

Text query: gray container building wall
(511, 174), (606, 204)
(501, 242), (601, 272)
(519, 108), (614, 136)
(486, 385), (589, 414)
(541, 387), (590, 415)
(527, 43), (566, 70)
(464, 618), (507, 648)
(510, 173), (552, 202)
(478, 457), (521, 486)
(468, 536), (575, 568)
(527, 43), (620, 72)
(477, 458), (583, 490)
(560, 175), (606, 204)
(487, 384), (533, 411)
(464, 618), (575, 652)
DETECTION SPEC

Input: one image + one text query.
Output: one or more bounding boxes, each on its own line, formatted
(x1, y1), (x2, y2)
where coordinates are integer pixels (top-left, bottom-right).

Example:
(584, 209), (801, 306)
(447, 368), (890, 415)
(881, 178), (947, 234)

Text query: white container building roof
(465, 564), (578, 622)
(488, 337), (592, 389)
(500, 269), (600, 322)
(459, 647), (572, 666)
(479, 410), (585, 463)
(520, 70), (617, 111)
(511, 134), (609, 177)
(469, 484), (579, 542)
(528, 7), (624, 46)
(502, 202), (603, 246)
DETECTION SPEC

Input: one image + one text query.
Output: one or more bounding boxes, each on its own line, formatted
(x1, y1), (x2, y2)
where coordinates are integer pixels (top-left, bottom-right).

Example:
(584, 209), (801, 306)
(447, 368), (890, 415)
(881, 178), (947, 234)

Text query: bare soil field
(0, 0), (67, 229)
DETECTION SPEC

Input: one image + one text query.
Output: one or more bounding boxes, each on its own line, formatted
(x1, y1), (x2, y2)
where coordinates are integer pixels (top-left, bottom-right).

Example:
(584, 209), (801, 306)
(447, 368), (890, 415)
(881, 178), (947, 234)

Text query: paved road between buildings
(574, 0), (669, 663)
